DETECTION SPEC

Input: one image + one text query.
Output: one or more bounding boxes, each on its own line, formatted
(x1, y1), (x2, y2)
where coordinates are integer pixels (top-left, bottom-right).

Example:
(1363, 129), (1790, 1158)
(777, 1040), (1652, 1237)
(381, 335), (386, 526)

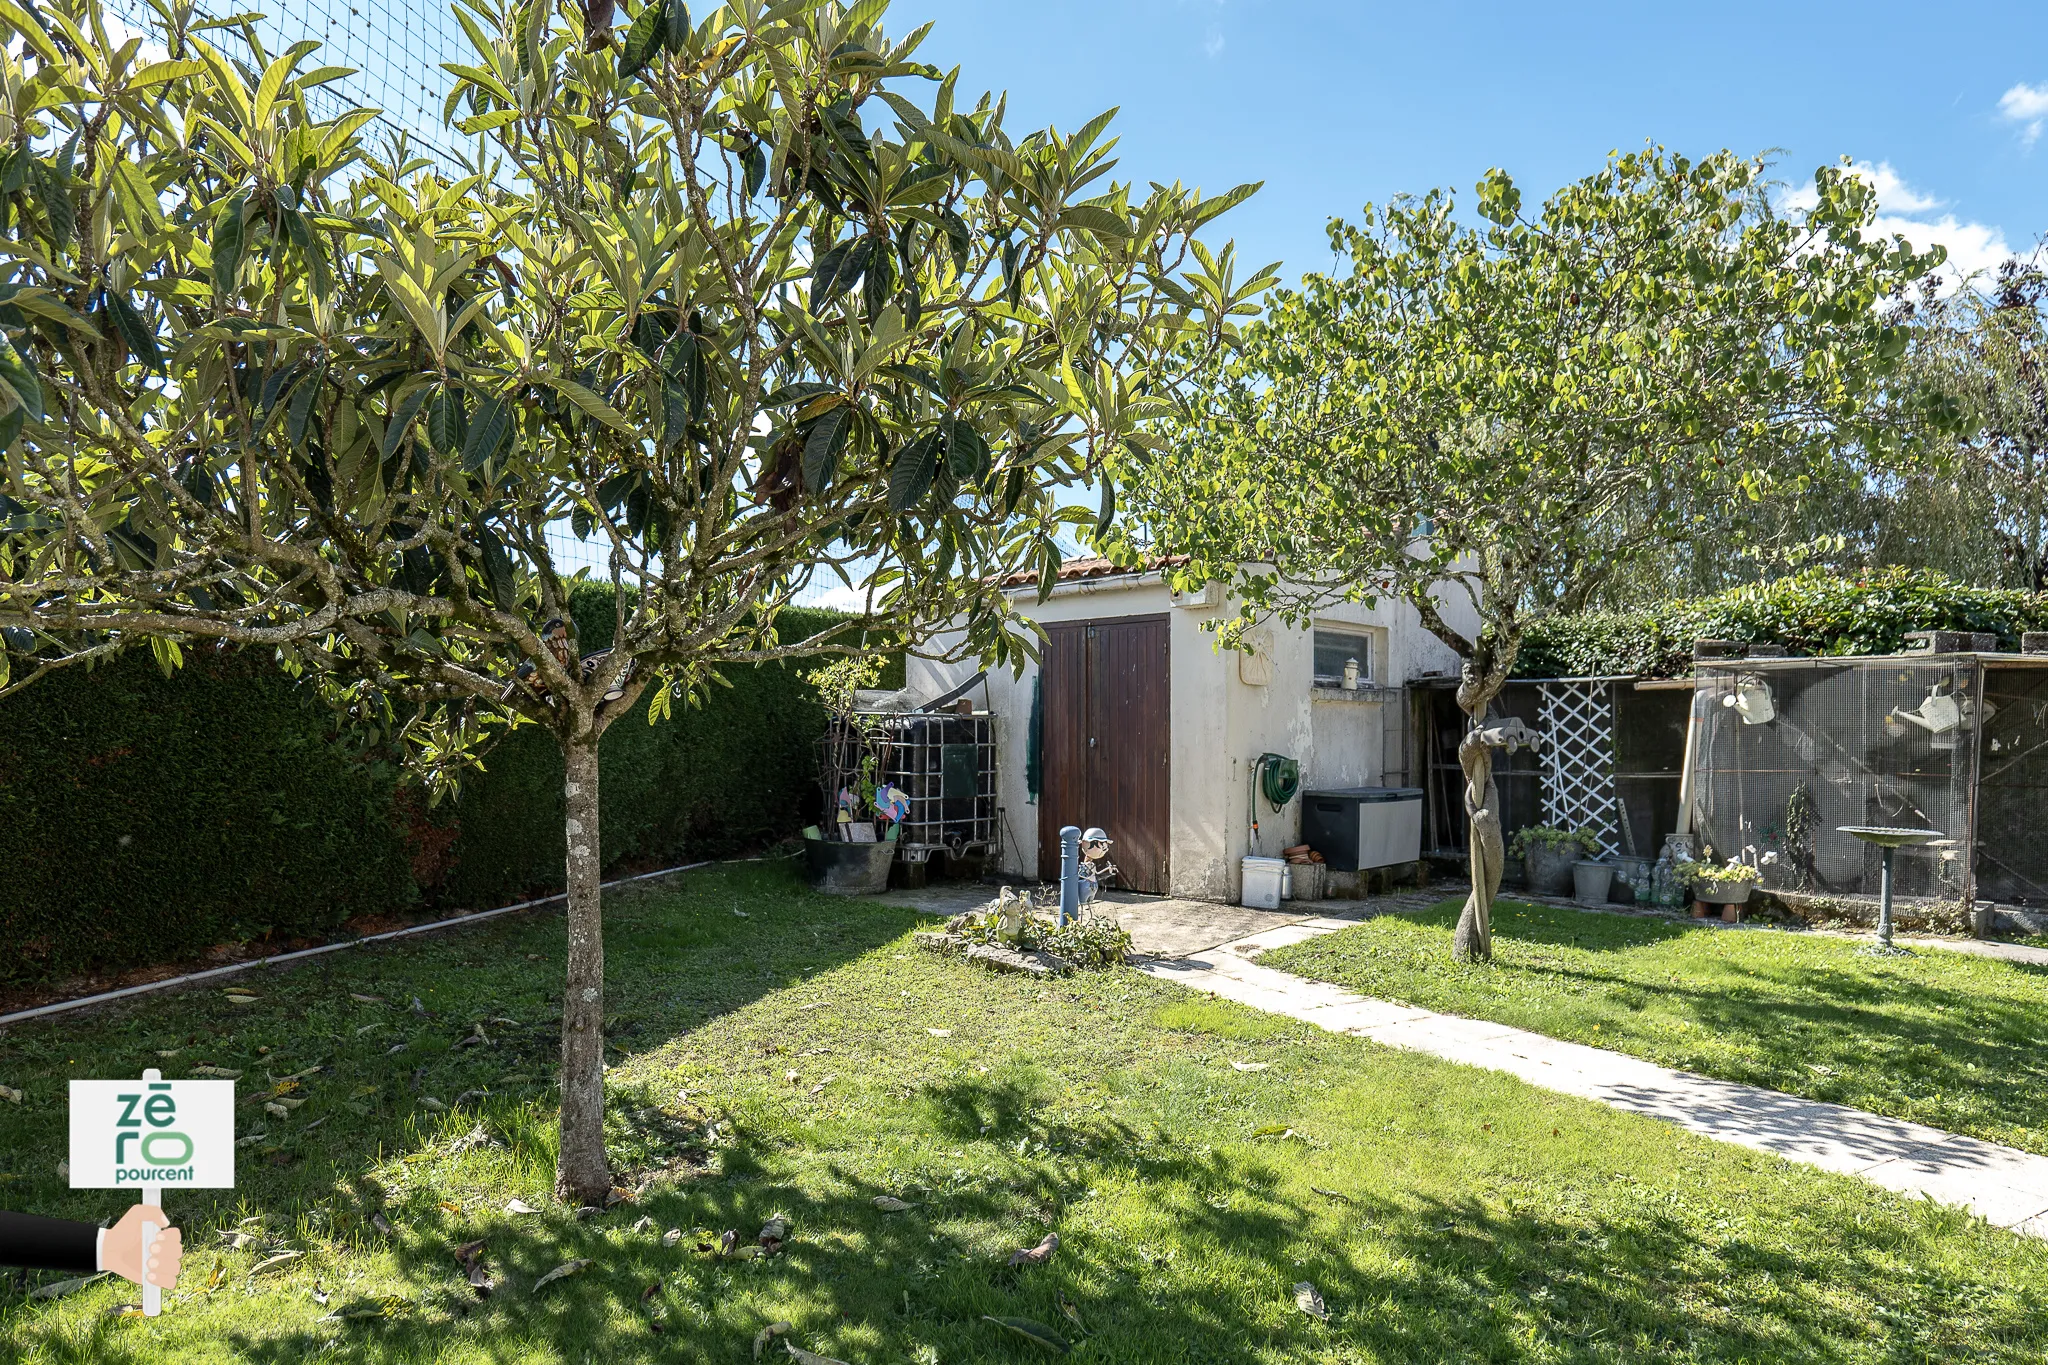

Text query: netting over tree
(107, 0), (467, 168)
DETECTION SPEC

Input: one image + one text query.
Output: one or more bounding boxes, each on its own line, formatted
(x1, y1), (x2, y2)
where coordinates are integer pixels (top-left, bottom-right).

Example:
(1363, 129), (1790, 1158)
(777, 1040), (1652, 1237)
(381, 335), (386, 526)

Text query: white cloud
(1869, 211), (2013, 286)
(1999, 81), (2048, 145)
(1204, 28), (1226, 58)
(1779, 160), (1941, 215)
(1780, 161), (2012, 291)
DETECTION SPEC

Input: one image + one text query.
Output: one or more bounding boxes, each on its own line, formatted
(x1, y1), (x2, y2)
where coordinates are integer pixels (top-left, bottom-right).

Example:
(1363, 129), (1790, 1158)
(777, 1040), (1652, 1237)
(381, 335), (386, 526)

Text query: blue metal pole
(1058, 825), (1081, 927)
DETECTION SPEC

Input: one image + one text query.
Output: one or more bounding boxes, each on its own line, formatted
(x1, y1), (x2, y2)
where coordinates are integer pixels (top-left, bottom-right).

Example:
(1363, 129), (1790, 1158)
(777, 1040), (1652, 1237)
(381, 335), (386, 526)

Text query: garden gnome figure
(994, 886), (1028, 944)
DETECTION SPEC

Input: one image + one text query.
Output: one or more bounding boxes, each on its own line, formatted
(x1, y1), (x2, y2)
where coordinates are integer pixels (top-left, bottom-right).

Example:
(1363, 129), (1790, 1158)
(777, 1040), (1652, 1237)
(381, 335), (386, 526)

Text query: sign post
(70, 1067), (234, 1316)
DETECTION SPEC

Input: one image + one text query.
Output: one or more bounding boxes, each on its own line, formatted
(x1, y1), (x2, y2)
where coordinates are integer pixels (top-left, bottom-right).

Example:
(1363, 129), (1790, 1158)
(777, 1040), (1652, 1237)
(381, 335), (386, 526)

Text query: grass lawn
(1263, 897), (2048, 1157)
(4, 866), (2048, 1363)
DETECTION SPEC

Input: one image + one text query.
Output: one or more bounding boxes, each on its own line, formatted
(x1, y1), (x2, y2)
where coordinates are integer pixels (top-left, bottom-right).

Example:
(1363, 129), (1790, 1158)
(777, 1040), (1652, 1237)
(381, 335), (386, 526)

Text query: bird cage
(1977, 660), (2048, 909)
(1690, 657), (1981, 904)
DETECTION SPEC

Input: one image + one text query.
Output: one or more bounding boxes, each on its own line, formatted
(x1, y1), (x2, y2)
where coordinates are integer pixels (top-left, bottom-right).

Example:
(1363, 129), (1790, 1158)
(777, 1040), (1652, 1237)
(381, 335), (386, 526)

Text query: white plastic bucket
(1241, 856), (1286, 910)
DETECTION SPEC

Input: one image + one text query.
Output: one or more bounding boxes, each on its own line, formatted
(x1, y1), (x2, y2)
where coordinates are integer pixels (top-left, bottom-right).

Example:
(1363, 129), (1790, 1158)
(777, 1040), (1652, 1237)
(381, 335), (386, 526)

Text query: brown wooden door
(1037, 615), (1171, 893)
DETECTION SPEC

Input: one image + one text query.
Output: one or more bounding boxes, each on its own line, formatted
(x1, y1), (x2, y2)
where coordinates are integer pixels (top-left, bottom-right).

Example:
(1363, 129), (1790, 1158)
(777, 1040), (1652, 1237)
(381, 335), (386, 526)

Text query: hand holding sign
(70, 1067), (233, 1315)
(103, 1204), (183, 1288)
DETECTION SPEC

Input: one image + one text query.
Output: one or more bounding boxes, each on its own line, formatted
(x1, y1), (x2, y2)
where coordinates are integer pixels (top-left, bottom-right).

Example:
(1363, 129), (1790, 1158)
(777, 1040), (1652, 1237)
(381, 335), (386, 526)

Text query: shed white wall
(908, 573), (1471, 901)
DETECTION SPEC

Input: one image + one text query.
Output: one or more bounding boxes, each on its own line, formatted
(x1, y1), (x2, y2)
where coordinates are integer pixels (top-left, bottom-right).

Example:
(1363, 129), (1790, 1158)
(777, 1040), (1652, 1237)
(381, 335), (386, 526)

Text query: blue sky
(896, 0), (2048, 288)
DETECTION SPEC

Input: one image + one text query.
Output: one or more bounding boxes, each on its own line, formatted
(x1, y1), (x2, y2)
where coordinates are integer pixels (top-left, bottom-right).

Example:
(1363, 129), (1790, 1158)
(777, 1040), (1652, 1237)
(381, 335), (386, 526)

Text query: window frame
(1311, 627), (1376, 689)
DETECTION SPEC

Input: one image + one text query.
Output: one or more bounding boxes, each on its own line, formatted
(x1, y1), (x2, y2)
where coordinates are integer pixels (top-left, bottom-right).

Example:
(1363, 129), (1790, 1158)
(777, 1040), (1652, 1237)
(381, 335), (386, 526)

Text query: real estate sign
(68, 1075), (235, 1189)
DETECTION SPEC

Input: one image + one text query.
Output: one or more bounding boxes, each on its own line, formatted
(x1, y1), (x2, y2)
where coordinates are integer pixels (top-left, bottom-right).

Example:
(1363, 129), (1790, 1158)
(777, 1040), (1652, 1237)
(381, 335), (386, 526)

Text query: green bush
(0, 594), (899, 985)
(0, 648), (415, 984)
(1515, 569), (2048, 679)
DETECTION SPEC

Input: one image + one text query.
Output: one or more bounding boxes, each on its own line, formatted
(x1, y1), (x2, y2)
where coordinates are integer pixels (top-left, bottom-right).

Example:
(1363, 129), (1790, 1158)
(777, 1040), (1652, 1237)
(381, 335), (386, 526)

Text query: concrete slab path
(1139, 914), (2048, 1240)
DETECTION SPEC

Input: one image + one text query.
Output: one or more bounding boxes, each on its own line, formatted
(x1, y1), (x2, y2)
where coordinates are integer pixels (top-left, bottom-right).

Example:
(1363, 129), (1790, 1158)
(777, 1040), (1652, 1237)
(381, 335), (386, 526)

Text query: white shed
(908, 558), (1477, 902)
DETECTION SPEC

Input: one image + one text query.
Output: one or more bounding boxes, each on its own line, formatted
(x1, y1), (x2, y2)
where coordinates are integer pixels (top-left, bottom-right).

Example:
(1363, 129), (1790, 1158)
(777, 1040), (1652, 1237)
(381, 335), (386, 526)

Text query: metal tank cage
(826, 711), (1000, 863)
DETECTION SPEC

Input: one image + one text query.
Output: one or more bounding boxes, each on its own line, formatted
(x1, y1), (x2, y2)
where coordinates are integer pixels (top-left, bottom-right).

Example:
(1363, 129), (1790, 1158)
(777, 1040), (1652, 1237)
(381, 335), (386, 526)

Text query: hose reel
(1248, 751), (1301, 855)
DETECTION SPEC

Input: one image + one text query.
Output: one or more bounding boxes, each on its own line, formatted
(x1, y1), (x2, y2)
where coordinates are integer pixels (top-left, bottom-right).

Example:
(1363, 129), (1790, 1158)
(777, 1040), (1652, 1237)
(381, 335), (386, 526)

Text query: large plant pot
(805, 836), (896, 896)
(1524, 843), (1580, 895)
(1572, 860), (1617, 906)
(1691, 878), (1756, 907)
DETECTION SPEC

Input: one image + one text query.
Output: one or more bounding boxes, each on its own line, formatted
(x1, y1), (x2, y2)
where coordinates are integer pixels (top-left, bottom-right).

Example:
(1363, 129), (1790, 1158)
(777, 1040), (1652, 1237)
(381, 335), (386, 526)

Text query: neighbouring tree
(1894, 252), (2048, 590)
(1110, 147), (1953, 962)
(0, 0), (1268, 1200)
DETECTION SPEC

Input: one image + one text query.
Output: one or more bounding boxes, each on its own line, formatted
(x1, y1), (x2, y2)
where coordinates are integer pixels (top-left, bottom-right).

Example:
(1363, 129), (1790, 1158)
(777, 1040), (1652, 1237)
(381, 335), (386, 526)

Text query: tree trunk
(555, 727), (611, 1206)
(1451, 713), (1503, 962)
(1450, 653), (1513, 964)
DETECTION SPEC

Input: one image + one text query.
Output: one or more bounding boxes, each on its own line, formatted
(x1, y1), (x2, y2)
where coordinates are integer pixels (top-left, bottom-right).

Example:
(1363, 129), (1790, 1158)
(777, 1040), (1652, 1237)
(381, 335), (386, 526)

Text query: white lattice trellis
(1538, 682), (1621, 855)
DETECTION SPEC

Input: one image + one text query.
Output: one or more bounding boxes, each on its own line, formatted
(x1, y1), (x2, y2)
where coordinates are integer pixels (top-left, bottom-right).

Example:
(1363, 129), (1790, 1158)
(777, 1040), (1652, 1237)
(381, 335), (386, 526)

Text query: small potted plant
(1509, 826), (1602, 895)
(803, 658), (905, 896)
(1678, 847), (1774, 920)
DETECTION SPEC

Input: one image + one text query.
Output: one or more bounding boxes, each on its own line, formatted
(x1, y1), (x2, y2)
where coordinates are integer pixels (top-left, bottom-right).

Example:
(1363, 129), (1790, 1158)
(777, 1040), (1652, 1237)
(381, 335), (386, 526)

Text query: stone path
(1139, 913), (2048, 1238)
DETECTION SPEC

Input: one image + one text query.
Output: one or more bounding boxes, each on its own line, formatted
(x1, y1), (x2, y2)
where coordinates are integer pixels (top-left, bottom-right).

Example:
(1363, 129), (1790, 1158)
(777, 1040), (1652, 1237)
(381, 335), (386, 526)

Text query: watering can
(1721, 675), (1775, 726)
(1889, 685), (1965, 737)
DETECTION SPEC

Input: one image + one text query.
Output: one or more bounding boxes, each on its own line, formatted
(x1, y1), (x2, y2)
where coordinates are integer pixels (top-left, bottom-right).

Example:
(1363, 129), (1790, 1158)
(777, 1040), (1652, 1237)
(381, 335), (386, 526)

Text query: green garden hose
(1248, 752), (1301, 856)
(1258, 753), (1302, 808)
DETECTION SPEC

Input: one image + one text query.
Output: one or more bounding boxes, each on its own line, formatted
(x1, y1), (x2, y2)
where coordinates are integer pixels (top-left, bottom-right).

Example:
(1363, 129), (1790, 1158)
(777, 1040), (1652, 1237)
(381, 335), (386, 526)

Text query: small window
(1313, 629), (1373, 687)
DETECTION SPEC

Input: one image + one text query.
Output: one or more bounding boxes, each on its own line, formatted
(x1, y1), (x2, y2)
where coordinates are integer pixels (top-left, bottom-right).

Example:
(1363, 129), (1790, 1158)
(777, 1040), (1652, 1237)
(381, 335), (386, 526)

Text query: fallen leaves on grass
(317, 1295), (414, 1323)
(1008, 1232), (1058, 1267)
(189, 1065), (241, 1079)
(0, 1084), (21, 1104)
(983, 1315), (1071, 1354)
(759, 1216), (790, 1255)
(871, 1196), (918, 1212)
(926, 1027), (952, 1037)
(349, 993), (382, 1004)
(532, 1259), (591, 1293)
(250, 1251), (303, 1276)
(753, 1321), (793, 1358)
(504, 1198), (541, 1216)
(1057, 1289), (1088, 1332)
(452, 1239), (494, 1298)
(1293, 1281), (1329, 1321)
(1308, 1186), (1353, 1203)
(1230, 1061), (1270, 1072)
(31, 1273), (107, 1300)
(662, 1228), (683, 1247)
(785, 1343), (853, 1365)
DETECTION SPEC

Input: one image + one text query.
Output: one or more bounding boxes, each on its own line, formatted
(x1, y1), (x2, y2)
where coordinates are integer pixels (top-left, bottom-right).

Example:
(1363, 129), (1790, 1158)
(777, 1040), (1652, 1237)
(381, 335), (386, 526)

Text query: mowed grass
(1264, 897), (2048, 1155)
(2, 867), (2047, 1363)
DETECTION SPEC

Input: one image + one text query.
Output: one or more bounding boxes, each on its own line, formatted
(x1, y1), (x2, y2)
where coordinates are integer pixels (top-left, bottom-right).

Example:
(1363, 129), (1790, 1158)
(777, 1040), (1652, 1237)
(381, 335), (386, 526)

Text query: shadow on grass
(0, 862), (927, 1259)
(161, 1145), (2048, 1365)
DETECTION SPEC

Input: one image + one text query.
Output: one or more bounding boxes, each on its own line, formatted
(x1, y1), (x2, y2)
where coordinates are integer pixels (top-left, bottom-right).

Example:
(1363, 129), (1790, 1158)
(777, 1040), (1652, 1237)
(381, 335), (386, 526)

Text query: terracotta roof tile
(1000, 554), (1188, 588)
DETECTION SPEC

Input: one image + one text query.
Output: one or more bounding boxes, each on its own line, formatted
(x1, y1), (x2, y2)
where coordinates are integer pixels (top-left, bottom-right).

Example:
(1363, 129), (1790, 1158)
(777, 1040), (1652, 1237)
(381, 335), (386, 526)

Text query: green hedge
(436, 596), (881, 907)
(0, 596), (894, 985)
(0, 648), (415, 984)
(1515, 569), (2048, 679)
